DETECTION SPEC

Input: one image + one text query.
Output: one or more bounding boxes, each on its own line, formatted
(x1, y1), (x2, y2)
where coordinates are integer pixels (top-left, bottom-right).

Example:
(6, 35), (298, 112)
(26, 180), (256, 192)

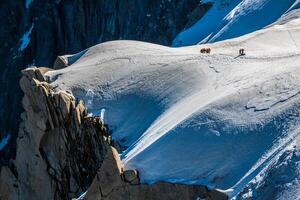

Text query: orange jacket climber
(200, 48), (211, 54)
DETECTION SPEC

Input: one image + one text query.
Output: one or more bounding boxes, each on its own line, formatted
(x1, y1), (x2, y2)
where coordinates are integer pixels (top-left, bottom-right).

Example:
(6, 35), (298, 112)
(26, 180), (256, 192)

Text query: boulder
(34, 68), (46, 82)
(123, 170), (140, 185)
(208, 189), (229, 200)
(53, 56), (68, 69)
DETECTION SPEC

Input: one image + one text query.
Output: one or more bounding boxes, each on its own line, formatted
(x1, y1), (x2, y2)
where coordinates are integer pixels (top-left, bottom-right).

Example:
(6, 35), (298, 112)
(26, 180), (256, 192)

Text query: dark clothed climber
(239, 49), (245, 56)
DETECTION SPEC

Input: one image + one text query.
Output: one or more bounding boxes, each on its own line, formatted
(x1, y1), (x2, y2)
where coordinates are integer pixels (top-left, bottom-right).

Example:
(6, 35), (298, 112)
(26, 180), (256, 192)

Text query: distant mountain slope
(173, 0), (300, 46)
(46, 10), (300, 199)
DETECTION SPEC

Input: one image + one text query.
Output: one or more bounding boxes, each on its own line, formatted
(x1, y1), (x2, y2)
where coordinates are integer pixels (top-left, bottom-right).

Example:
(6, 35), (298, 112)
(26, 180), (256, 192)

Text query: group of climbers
(200, 47), (211, 54)
(200, 47), (246, 56)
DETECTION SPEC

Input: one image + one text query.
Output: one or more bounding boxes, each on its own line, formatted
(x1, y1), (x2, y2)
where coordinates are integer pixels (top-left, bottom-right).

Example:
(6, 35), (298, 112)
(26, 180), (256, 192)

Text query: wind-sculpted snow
(236, 128), (300, 200)
(46, 16), (300, 199)
(173, 0), (300, 46)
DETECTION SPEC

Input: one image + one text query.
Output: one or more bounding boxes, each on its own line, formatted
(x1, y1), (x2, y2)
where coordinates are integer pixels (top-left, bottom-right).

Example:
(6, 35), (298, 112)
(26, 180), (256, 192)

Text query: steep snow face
(173, 0), (299, 46)
(47, 14), (300, 199)
(236, 136), (300, 200)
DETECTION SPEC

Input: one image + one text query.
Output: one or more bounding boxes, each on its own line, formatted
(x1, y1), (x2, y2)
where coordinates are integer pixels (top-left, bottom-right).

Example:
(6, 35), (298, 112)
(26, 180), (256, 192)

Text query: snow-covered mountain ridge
(46, 8), (300, 200)
(173, 0), (300, 46)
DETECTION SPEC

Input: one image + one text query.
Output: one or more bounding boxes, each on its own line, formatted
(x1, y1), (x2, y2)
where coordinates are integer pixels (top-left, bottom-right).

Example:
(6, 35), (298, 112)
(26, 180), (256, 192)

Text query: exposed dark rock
(185, 2), (213, 29)
(122, 170), (140, 185)
(53, 56), (69, 70)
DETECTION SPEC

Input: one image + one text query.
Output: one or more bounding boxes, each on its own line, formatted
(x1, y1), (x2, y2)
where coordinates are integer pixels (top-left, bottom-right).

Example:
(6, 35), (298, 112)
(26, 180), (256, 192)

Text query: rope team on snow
(200, 47), (246, 56)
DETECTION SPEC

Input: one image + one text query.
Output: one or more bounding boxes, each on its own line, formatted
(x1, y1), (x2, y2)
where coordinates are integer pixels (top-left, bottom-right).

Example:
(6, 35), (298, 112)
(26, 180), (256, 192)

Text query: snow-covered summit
(46, 11), (300, 199)
(173, 0), (300, 46)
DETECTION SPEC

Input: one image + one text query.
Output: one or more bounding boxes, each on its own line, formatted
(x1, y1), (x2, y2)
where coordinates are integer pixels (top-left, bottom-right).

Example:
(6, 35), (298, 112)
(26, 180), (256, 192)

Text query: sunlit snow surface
(47, 13), (300, 199)
(173, 0), (300, 46)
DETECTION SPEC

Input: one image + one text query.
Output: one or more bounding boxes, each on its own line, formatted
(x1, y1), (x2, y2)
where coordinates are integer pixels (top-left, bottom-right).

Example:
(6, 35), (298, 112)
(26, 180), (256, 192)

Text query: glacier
(46, 8), (300, 200)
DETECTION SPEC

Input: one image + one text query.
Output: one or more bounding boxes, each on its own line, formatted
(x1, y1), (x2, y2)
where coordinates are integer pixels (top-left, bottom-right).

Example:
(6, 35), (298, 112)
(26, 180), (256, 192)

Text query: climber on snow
(200, 47), (211, 54)
(239, 48), (245, 56)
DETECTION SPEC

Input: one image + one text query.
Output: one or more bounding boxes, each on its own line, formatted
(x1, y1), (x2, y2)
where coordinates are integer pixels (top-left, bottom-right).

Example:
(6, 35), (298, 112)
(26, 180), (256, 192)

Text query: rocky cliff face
(0, 67), (108, 199)
(0, 67), (227, 200)
(0, 0), (212, 163)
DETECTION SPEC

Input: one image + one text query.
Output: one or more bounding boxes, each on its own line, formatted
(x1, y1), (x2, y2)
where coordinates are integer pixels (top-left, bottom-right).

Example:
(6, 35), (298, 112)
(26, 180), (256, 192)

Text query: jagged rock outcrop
(83, 143), (229, 200)
(0, 67), (107, 200)
(0, 0), (213, 163)
(0, 67), (228, 200)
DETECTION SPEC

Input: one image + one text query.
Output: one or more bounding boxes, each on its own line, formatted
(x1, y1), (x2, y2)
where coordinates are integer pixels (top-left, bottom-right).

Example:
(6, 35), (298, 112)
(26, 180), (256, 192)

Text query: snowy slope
(173, 0), (300, 46)
(46, 12), (300, 199)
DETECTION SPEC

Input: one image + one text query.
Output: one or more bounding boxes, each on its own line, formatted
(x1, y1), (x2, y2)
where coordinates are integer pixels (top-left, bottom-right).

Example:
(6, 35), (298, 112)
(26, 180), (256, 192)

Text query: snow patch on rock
(0, 134), (10, 151)
(18, 24), (34, 51)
